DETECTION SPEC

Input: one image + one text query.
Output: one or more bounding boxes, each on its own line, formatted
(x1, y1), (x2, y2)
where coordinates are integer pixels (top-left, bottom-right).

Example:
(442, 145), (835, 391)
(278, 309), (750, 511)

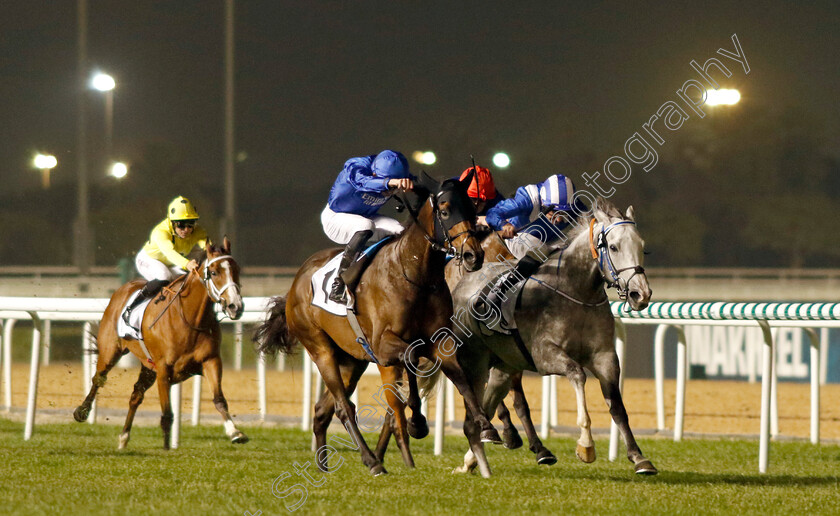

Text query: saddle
(472, 267), (525, 335)
(342, 236), (393, 297)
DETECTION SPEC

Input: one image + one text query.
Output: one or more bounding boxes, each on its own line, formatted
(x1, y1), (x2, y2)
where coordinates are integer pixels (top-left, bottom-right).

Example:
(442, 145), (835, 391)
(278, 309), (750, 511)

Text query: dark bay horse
(445, 230), (557, 466)
(256, 174), (504, 476)
(74, 238), (248, 449)
(448, 199), (656, 477)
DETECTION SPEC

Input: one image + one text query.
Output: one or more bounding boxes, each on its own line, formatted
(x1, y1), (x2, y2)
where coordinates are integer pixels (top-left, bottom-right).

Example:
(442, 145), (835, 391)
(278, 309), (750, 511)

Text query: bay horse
(74, 237), (248, 450)
(448, 198), (657, 477)
(255, 173), (504, 476)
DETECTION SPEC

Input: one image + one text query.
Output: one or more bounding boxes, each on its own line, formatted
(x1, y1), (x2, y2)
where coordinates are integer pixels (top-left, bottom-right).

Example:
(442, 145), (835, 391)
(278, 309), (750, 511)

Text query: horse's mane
(193, 243), (226, 265)
(554, 197), (626, 249)
(392, 184), (433, 235)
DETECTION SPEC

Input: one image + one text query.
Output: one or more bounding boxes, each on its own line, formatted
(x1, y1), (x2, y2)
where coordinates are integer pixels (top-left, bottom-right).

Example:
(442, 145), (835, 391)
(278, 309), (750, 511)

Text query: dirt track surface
(5, 363), (840, 440)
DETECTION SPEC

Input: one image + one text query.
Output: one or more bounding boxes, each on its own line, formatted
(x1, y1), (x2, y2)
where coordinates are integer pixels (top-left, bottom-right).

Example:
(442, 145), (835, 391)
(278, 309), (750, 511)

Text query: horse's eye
(440, 209), (450, 220)
(211, 271), (218, 277)
(609, 245), (618, 252)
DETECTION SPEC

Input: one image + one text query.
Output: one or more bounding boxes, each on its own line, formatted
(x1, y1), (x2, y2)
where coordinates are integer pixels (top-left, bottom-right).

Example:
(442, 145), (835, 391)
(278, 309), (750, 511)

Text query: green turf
(1, 418), (839, 515)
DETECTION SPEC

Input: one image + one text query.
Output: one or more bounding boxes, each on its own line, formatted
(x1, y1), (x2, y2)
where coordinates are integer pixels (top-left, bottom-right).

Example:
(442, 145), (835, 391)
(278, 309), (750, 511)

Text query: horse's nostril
(629, 291), (641, 302)
(228, 303), (236, 310)
(463, 251), (475, 263)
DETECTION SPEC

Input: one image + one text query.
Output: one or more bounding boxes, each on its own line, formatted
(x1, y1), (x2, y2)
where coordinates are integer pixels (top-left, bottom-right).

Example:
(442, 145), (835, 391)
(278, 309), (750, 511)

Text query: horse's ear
(416, 171), (441, 195)
(625, 206), (636, 222)
(223, 235), (231, 254)
(593, 197), (611, 225)
(204, 240), (212, 254)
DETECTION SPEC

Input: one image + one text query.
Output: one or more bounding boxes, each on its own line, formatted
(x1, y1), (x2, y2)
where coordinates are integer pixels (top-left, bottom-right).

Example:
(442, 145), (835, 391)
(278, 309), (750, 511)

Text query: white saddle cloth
(116, 290), (153, 341)
(310, 252), (351, 317)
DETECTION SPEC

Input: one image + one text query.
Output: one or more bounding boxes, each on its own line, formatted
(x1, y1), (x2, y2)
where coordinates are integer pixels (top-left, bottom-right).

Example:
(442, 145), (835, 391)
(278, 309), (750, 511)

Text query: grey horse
(446, 198), (657, 477)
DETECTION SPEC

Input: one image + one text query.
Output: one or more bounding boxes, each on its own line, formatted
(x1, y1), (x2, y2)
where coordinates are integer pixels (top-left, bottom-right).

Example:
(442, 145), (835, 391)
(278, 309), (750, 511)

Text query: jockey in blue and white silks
(321, 150), (416, 303)
(486, 173), (587, 259)
(481, 173), (588, 314)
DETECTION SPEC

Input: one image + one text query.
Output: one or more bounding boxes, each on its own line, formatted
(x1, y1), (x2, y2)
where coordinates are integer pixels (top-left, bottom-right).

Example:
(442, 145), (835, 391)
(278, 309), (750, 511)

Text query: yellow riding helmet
(167, 196), (200, 221)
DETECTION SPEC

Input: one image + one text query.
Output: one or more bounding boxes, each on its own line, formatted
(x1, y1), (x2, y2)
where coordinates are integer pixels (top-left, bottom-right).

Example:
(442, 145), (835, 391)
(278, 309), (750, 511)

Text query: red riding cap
(460, 166), (496, 201)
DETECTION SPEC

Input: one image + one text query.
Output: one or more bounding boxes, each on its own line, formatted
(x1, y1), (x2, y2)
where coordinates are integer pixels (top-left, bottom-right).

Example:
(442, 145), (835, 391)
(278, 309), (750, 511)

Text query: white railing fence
(1, 297), (837, 473)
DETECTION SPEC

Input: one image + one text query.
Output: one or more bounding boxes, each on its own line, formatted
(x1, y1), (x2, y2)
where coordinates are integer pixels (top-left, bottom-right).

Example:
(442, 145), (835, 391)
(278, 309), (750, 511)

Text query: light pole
(222, 0), (236, 244)
(33, 154), (57, 189)
(91, 72), (115, 169)
(75, 0), (90, 274)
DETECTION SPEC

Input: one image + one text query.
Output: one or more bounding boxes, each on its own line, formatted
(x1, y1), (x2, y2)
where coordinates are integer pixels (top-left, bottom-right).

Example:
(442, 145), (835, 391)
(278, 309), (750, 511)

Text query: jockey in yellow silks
(123, 196), (211, 323)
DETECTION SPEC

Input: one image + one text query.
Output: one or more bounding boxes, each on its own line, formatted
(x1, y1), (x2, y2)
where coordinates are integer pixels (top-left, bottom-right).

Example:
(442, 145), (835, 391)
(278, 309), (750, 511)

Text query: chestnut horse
(256, 174), (503, 476)
(74, 238), (248, 449)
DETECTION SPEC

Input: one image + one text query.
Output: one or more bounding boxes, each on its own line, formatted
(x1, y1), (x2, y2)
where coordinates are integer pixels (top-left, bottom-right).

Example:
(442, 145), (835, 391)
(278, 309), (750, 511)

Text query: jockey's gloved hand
(388, 178), (414, 191)
(499, 223), (516, 239)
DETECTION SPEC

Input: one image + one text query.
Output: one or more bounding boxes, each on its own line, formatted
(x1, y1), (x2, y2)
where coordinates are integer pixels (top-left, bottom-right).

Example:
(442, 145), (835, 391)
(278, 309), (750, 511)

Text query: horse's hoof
(231, 431), (249, 444)
(536, 448), (558, 466)
(407, 418), (429, 439)
(118, 432), (130, 450)
(634, 460), (658, 475)
(480, 428), (503, 444)
(575, 444), (596, 463)
(73, 406), (89, 423)
(370, 464), (388, 476)
(502, 427), (523, 449)
(452, 465), (475, 475)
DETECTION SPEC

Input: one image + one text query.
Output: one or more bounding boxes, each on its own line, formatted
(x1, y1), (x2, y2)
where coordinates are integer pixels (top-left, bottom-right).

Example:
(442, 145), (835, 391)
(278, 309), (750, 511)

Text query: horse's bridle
(588, 218), (647, 302)
(396, 190), (476, 262)
(200, 254), (241, 304)
(149, 254), (240, 331)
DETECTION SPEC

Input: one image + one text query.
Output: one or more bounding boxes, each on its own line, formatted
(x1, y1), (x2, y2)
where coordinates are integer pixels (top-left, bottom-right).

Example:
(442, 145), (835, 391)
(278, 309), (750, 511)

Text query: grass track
(1, 418), (839, 515)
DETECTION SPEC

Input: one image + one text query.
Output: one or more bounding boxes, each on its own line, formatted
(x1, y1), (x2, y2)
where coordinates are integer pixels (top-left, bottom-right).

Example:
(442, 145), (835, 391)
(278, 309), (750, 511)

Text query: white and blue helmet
(538, 174), (576, 211)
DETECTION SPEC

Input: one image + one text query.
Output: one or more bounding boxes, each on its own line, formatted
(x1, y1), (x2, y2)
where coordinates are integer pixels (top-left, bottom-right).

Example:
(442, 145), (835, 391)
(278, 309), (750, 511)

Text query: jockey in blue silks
(482, 173), (588, 309)
(321, 150), (416, 303)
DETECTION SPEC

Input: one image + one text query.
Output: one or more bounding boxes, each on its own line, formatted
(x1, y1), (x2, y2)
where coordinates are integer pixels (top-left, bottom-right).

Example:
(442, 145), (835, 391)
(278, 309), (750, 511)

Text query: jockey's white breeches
(135, 249), (186, 282)
(505, 232), (555, 261)
(320, 205), (405, 245)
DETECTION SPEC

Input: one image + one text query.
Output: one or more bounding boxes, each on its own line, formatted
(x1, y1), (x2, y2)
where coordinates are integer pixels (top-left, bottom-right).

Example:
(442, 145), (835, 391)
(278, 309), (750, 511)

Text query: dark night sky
(1, 1), (838, 265)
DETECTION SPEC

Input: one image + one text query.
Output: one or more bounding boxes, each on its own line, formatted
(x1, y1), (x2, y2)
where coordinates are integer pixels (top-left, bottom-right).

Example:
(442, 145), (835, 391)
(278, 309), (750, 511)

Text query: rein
(396, 192), (474, 261)
(527, 248), (609, 307)
(395, 191), (474, 287)
(148, 254), (240, 331)
(148, 275), (190, 329)
(528, 275), (609, 307)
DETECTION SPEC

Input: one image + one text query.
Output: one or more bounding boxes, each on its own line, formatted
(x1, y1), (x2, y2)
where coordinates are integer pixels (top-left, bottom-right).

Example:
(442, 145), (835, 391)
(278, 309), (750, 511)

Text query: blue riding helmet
(371, 150), (411, 179)
(538, 174), (576, 211)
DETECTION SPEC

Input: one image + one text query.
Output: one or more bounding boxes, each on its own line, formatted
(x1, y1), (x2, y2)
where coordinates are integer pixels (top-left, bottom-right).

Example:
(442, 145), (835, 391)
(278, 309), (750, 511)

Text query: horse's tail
(253, 296), (297, 356)
(85, 323), (99, 355)
(416, 359), (444, 400)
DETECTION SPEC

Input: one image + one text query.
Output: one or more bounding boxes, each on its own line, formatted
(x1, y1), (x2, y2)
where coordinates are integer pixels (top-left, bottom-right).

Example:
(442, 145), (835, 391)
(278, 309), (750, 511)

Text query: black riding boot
(122, 279), (168, 324)
(329, 230), (374, 304)
(482, 254), (543, 314)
